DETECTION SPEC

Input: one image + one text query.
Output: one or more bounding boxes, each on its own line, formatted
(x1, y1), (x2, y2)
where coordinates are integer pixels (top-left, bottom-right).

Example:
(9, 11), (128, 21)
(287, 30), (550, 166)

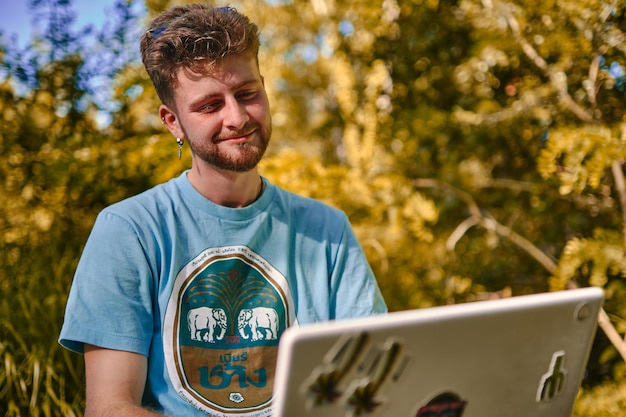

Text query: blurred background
(1, 0), (625, 415)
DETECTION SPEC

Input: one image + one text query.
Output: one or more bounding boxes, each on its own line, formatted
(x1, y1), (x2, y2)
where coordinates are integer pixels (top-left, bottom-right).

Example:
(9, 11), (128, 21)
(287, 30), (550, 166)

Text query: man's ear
(160, 105), (184, 139)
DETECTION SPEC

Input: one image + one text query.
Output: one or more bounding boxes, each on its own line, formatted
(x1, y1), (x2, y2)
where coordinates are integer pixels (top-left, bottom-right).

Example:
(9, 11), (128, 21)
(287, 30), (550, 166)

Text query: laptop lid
(272, 287), (604, 417)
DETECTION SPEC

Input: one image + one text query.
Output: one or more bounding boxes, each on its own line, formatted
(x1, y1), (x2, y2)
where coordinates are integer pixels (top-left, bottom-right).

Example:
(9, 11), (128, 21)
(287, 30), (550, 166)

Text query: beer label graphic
(164, 246), (295, 416)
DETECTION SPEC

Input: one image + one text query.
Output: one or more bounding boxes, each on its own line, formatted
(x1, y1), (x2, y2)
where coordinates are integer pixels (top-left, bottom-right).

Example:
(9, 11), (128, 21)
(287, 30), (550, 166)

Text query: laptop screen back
(272, 287), (603, 417)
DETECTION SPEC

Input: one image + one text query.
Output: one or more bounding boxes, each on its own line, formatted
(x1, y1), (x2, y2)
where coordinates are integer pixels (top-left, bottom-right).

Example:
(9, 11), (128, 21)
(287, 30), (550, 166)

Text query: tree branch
(414, 177), (626, 361)
(599, 305), (626, 359)
(496, 2), (595, 123)
(413, 178), (556, 271)
(611, 160), (626, 244)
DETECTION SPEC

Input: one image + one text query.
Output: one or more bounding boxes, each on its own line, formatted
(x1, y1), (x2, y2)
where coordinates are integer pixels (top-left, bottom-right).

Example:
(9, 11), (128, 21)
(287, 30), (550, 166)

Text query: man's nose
(223, 97), (250, 130)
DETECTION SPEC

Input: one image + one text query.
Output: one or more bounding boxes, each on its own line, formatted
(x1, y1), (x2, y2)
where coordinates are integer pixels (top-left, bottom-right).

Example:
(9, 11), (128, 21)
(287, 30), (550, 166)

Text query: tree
(241, 0), (626, 384)
(0, 1), (146, 414)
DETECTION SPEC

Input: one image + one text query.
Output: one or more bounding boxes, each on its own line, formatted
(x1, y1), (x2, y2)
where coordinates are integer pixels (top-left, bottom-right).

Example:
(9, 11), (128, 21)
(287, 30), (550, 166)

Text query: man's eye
(238, 91), (257, 100)
(199, 102), (221, 112)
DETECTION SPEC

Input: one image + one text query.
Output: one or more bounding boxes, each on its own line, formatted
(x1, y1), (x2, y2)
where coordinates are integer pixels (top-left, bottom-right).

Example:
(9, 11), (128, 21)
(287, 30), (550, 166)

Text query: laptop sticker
(305, 332), (370, 406)
(303, 332), (408, 416)
(415, 392), (467, 417)
(536, 351), (567, 402)
(344, 340), (403, 416)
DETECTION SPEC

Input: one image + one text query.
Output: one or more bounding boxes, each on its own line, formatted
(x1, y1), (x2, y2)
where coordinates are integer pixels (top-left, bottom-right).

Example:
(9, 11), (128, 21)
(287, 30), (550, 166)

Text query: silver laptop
(272, 287), (603, 417)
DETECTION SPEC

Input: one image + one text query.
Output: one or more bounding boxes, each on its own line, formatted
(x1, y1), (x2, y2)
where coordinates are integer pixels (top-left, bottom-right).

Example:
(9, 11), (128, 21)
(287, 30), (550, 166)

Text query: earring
(176, 138), (183, 160)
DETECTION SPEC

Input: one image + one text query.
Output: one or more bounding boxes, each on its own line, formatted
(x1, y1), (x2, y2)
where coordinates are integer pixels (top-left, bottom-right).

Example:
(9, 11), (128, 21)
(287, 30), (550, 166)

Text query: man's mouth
(214, 128), (258, 143)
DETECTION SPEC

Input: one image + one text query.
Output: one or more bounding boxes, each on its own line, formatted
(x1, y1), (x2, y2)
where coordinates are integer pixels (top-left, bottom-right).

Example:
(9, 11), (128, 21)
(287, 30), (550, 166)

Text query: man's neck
(187, 164), (263, 208)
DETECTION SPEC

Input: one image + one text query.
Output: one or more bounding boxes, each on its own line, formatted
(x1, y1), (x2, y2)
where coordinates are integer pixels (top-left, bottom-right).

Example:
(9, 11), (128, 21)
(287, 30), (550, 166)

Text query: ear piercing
(176, 138), (183, 160)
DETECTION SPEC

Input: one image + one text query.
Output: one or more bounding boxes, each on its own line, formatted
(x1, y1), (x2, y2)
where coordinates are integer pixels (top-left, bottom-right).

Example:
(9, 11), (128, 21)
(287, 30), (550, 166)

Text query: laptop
(272, 287), (604, 417)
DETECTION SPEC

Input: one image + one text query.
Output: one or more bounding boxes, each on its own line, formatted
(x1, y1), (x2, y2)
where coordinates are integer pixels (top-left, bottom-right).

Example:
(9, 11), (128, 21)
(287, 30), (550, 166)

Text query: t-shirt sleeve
(329, 214), (387, 319)
(59, 210), (155, 355)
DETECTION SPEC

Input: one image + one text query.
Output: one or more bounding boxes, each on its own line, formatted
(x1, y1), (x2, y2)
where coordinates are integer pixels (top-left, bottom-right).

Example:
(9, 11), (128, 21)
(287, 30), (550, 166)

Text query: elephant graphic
(237, 307), (279, 341)
(187, 307), (227, 343)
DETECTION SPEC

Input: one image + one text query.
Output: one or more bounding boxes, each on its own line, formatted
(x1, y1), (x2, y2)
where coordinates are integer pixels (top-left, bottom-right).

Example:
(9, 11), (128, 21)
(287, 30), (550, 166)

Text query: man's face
(162, 55), (272, 172)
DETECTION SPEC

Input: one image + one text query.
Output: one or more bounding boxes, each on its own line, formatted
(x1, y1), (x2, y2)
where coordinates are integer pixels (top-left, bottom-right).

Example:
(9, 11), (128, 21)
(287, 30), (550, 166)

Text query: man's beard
(187, 121), (271, 172)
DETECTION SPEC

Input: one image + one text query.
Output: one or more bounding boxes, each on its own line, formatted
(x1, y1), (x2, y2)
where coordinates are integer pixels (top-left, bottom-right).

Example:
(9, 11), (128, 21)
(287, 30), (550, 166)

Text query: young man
(59, 4), (386, 417)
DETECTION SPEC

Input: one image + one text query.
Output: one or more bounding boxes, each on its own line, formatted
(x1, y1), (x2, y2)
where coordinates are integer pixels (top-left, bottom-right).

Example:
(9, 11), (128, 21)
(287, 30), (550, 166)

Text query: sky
(0, 0), (145, 47)
(0, 0), (148, 126)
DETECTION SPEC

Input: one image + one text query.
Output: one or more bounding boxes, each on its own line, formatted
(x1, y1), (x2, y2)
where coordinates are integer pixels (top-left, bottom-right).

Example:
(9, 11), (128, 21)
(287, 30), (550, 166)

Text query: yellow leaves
(447, 275), (474, 296)
(573, 380), (626, 417)
(260, 148), (334, 201)
(324, 57), (393, 175)
(32, 207), (54, 232)
(72, 147), (92, 162)
(402, 192), (438, 242)
(537, 125), (626, 195)
(2, 179), (59, 245)
(327, 52), (357, 119)
(2, 204), (54, 244)
(458, 156), (491, 187)
(346, 27), (376, 55)
(364, 60), (392, 101)
(30, 94), (55, 131)
(454, 46), (513, 99)
(260, 147), (438, 247)
(550, 228), (625, 290)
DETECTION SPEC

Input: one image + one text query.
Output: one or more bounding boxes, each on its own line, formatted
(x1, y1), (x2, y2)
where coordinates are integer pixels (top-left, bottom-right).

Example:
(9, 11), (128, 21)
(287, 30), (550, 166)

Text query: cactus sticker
(537, 351), (568, 402)
(304, 333), (408, 416)
(163, 246), (295, 417)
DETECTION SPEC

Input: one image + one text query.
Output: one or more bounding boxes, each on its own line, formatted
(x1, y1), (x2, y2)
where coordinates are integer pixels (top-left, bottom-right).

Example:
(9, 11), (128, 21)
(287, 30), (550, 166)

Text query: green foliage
(0, 1), (155, 415)
(573, 379), (626, 417)
(2, 0), (626, 415)
(1, 245), (85, 417)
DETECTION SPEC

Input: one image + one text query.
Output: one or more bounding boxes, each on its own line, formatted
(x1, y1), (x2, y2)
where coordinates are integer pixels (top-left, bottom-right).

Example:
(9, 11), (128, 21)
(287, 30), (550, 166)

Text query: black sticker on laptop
(415, 392), (467, 417)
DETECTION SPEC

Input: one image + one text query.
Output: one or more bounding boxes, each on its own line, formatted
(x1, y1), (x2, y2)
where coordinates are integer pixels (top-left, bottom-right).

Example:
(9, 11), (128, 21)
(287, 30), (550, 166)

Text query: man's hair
(140, 4), (260, 108)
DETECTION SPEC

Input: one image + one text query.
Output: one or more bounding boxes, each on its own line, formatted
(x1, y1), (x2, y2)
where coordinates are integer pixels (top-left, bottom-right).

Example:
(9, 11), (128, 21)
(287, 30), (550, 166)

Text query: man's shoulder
(270, 184), (347, 221)
(102, 176), (182, 217)
(272, 184), (338, 208)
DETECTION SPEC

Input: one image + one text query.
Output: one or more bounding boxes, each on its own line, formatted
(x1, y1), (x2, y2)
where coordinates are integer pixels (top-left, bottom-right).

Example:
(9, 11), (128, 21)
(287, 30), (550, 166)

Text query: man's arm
(84, 345), (161, 417)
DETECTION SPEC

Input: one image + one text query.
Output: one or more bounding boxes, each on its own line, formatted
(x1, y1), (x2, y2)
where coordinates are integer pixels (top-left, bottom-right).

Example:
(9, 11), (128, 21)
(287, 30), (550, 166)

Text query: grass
(1, 242), (85, 416)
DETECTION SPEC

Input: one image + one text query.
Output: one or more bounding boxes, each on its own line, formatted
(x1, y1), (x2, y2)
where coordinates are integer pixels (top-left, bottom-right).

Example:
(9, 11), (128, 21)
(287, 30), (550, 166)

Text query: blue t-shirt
(59, 172), (386, 417)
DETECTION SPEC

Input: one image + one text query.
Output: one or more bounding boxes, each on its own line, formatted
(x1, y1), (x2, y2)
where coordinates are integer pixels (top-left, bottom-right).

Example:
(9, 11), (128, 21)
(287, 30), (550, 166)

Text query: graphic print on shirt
(163, 246), (295, 416)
